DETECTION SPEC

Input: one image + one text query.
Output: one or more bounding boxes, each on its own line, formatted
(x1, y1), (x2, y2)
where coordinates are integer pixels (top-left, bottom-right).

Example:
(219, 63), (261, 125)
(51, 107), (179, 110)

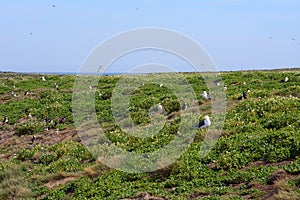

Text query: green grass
(0, 69), (299, 199)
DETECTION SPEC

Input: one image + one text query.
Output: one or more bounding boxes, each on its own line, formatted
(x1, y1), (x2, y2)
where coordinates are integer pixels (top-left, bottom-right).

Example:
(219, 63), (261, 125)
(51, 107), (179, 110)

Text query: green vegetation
(0, 69), (300, 199)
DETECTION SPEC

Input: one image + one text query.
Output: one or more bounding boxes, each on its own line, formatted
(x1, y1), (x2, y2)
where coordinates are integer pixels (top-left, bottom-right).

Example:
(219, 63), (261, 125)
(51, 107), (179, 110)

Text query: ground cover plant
(0, 69), (300, 199)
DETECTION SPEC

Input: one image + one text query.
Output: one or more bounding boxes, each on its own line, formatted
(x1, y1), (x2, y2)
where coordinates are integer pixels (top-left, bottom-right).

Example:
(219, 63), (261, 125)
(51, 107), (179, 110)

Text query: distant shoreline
(1, 67), (299, 75)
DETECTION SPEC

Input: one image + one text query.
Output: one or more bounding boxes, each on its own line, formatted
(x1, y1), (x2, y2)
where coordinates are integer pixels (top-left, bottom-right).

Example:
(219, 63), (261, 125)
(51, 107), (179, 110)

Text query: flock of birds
(1, 75), (291, 143)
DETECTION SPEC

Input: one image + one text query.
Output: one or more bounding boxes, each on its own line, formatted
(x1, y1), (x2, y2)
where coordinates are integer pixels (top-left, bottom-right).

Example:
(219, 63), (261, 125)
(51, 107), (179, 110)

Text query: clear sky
(0, 0), (300, 73)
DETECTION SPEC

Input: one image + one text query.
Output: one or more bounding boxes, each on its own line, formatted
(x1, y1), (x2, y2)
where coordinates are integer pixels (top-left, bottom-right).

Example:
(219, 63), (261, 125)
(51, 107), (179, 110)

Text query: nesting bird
(193, 115), (211, 129)
(223, 85), (227, 91)
(159, 83), (163, 88)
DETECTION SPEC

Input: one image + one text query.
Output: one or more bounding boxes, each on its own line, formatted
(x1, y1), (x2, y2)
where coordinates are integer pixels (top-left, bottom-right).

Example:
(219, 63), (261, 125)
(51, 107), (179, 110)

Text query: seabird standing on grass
(280, 77), (288, 83)
(42, 76), (46, 81)
(193, 115), (211, 129)
(24, 91), (29, 96)
(202, 91), (208, 100)
(223, 85), (227, 91)
(3, 117), (8, 124)
(242, 91), (247, 99)
(157, 103), (163, 112)
(181, 102), (188, 111)
(54, 83), (59, 90)
(31, 135), (36, 144)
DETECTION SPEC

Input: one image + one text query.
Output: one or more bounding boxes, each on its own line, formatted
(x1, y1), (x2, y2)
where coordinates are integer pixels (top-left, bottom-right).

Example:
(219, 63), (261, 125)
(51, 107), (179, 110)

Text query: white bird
(194, 115), (211, 129)
(246, 88), (251, 93)
(284, 77), (288, 82)
(214, 80), (220, 86)
(54, 83), (59, 90)
(157, 103), (163, 112)
(3, 117), (8, 123)
(89, 85), (93, 89)
(202, 91), (208, 100)
(223, 85), (227, 91)
(28, 113), (32, 118)
(55, 128), (59, 134)
(42, 76), (46, 81)
(243, 81), (246, 85)
(159, 83), (163, 88)
(181, 102), (188, 111)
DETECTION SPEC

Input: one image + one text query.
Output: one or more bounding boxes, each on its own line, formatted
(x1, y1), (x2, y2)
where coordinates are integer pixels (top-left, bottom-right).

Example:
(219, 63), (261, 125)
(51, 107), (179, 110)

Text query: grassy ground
(0, 69), (300, 199)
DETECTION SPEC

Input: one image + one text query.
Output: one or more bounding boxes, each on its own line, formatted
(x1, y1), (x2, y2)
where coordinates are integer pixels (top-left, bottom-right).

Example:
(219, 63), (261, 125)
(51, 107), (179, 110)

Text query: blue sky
(0, 0), (299, 73)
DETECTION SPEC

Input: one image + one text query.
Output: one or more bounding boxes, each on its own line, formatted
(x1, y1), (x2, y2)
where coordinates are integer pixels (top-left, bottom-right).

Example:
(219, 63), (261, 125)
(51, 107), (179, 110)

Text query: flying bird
(193, 115), (211, 129)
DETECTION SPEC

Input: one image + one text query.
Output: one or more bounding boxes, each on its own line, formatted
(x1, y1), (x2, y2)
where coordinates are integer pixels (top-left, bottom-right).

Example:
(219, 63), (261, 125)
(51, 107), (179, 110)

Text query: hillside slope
(0, 69), (300, 199)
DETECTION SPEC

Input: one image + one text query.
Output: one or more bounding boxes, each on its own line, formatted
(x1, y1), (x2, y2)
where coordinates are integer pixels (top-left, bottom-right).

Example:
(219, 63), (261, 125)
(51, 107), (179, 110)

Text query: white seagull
(42, 76), (46, 81)
(223, 85), (227, 91)
(194, 115), (211, 129)
(202, 91), (208, 100)
(157, 103), (163, 112)
(3, 117), (8, 123)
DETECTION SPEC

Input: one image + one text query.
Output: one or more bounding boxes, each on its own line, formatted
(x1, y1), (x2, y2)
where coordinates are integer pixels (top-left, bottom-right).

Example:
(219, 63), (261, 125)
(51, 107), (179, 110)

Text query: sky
(0, 0), (300, 73)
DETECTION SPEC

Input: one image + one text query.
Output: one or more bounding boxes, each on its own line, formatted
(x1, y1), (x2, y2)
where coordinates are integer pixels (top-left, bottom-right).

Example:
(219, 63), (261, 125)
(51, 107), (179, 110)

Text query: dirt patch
(122, 192), (165, 200)
(44, 176), (77, 189)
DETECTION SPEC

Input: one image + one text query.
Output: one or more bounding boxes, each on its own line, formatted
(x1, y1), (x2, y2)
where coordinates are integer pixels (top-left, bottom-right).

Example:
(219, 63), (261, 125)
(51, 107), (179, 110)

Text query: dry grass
(273, 179), (300, 200)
